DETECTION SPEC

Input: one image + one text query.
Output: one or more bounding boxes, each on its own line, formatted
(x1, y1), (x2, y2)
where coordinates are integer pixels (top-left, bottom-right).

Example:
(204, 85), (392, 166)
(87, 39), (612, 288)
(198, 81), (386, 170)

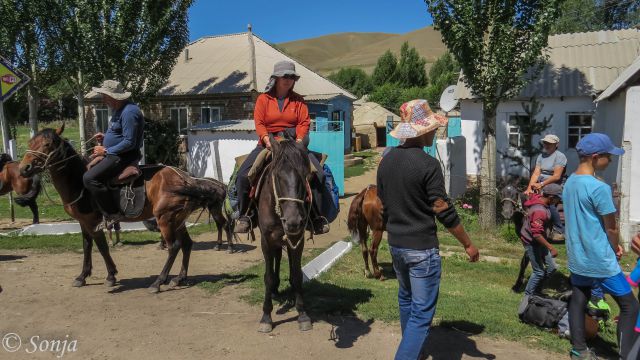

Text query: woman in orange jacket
(234, 60), (328, 235)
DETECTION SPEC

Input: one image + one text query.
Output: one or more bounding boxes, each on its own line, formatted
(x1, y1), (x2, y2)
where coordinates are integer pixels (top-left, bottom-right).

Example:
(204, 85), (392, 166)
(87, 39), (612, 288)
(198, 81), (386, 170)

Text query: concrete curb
(302, 240), (353, 282)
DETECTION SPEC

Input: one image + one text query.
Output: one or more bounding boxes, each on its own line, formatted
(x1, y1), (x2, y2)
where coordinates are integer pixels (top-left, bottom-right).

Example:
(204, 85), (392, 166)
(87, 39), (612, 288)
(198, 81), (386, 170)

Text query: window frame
(95, 107), (110, 133)
(200, 105), (222, 124)
(567, 112), (593, 149)
(170, 106), (189, 135)
(507, 113), (530, 149)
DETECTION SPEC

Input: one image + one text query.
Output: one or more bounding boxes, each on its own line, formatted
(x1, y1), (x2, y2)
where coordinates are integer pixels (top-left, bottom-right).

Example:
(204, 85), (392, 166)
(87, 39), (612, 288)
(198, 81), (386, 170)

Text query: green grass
(1, 121), (83, 221)
(345, 150), (380, 179)
(0, 223), (213, 252)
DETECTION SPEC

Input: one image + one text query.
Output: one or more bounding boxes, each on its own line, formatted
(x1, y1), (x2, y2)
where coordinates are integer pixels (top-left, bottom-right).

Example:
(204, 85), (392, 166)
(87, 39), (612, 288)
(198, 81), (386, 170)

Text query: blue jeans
(390, 246), (442, 360)
(549, 204), (564, 233)
(524, 242), (556, 295)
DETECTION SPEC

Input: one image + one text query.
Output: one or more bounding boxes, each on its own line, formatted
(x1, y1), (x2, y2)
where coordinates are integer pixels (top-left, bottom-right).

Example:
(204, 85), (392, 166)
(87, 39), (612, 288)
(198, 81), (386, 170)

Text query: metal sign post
(0, 56), (31, 223)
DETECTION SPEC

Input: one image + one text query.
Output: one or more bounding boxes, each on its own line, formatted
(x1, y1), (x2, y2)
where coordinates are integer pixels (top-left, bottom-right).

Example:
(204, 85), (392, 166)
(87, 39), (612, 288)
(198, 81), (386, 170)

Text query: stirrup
(311, 216), (329, 235)
(234, 216), (252, 234)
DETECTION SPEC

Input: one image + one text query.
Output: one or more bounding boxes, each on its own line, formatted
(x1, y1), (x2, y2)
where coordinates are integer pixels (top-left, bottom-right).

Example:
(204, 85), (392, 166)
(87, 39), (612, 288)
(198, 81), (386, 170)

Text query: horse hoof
(105, 279), (117, 287)
(298, 320), (313, 331)
(213, 244), (221, 251)
(364, 271), (373, 279)
(148, 285), (160, 294)
(169, 278), (183, 288)
(72, 279), (86, 287)
(227, 247), (234, 254)
(258, 322), (273, 333)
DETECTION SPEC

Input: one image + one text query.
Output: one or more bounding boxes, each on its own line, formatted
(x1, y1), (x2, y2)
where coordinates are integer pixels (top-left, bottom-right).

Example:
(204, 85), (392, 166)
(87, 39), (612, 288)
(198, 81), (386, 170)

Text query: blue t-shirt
(563, 174), (619, 278)
(103, 102), (144, 155)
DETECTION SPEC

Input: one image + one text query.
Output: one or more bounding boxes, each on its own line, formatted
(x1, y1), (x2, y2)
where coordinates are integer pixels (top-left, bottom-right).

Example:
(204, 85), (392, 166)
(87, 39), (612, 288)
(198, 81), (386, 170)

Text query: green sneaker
(570, 348), (599, 359)
(587, 299), (611, 317)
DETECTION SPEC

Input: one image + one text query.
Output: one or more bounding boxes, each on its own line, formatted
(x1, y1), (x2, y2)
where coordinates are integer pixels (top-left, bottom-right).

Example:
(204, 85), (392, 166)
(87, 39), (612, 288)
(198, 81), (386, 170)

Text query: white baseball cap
(540, 134), (560, 144)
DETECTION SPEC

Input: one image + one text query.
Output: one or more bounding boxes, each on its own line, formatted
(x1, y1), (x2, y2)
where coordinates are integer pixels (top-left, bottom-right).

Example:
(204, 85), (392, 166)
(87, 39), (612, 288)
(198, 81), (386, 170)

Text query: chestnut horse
(19, 125), (224, 293)
(347, 184), (385, 280)
(257, 133), (313, 333)
(0, 154), (42, 224)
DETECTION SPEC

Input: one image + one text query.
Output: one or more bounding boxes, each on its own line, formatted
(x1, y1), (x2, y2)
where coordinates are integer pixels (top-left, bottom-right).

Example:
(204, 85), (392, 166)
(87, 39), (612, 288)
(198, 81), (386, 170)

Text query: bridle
(24, 140), (79, 172)
(270, 164), (312, 250)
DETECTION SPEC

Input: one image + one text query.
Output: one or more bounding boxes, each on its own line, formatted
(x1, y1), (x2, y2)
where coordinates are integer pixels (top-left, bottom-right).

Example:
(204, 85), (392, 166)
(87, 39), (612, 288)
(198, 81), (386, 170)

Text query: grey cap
(271, 60), (300, 79)
(542, 183), (563, 197)
(92, 80), (131, 100)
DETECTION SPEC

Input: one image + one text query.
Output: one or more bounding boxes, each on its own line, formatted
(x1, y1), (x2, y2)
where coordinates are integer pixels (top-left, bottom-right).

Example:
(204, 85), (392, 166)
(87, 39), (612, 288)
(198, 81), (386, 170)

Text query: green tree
(426, 0), (562, 229)
(328, 68), (373, 98)
(369, 83), (431, 114)
(552, 0), (640, 34)
(47, 0), (193, 153)
(371, 50), (398, 86)
(396, 42), (428, 88)
(425, 52), (459, 106)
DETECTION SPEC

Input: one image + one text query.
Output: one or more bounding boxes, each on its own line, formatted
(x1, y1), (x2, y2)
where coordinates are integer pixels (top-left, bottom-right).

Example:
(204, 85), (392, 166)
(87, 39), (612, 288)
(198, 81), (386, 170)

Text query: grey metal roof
(158, 32), (356, 99)
(455, 29), (640, 100)
(304, 93), (344, 101)
(596, 55), (640, 101)
(189, 120), (255, 132)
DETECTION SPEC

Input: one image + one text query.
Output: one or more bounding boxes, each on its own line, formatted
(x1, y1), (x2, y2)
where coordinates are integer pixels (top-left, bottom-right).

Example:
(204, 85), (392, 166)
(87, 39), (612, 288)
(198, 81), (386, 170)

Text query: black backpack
(518, 295), (568, 328)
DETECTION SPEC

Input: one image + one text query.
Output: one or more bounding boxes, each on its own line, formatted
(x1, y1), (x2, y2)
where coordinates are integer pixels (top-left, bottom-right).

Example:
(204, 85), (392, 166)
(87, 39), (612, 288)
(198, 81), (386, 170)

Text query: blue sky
(188, 0), (433, 43)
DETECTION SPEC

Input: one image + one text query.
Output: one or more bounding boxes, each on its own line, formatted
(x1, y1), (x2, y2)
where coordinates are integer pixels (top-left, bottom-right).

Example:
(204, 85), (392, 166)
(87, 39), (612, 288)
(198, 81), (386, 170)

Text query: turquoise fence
(386, 120), (437, 156)
(309, 121), (344, 196)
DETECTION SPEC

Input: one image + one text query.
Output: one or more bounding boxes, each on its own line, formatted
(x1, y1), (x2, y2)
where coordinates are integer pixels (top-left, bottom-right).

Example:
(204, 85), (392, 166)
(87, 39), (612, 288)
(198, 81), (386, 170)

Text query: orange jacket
(254, 92), (310, 145)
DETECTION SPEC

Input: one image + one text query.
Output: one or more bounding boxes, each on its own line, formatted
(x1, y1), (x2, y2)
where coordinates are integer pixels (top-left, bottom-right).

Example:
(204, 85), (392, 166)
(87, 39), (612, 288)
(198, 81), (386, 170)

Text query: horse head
(500, 182), (521, 220)
(19, 124), (66, 178)
(267, 131), (311, 238)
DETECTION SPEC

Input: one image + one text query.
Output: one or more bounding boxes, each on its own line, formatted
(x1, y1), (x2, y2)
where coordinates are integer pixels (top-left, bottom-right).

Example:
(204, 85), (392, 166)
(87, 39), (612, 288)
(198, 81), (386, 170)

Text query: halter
(271, 172), (312, 250)
(24, 141), (80, 172)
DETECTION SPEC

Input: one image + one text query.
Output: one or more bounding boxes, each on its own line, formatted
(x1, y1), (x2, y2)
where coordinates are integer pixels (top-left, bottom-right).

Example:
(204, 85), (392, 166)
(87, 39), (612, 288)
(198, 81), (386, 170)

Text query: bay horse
(347, 184), (385, 280)
(0, 153), (42, 224)
(257, 132), (313, 333)
(19, 125), (225, 293)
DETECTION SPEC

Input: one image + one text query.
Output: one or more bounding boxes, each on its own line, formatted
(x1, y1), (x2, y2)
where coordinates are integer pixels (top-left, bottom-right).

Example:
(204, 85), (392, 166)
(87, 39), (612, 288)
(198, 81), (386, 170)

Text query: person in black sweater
(378, 99), (479, 360)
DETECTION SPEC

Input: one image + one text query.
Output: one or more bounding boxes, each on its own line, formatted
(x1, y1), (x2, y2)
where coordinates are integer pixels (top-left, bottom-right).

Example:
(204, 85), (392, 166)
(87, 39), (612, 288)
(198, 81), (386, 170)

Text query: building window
(201, 106), (222, 123)
(508, 114), (529, 148)
(170, 106), (189, 134)
(309, 112), (317, 120)
(95, 108), (109, 133)
(567, 113), (593, 148)
(332, 111), (342, 121)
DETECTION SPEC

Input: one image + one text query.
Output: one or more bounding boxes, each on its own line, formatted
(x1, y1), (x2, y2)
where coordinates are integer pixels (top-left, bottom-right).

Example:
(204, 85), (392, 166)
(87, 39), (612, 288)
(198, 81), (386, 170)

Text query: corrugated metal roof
(189, 120), (255, 132)
(597, 55), (640, 101)
(304, 93), (343, 101)
(455, 29), (640, 99)
(159, 32), (356, 99)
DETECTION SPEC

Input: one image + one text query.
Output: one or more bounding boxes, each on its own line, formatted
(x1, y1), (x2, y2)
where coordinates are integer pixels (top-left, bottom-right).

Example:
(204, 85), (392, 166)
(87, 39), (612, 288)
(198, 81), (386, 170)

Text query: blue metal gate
(309, 121), (344, 196)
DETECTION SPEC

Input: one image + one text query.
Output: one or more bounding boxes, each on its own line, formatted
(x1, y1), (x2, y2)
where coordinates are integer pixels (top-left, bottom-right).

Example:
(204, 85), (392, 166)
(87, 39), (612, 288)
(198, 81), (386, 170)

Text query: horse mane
(271, 137), (309, 178)
(0, 153), (13, 172)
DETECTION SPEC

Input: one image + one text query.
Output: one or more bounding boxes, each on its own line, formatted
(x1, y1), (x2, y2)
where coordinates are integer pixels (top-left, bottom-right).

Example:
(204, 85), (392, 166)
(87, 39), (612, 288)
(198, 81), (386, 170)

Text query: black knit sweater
(377, 146), (461, 250)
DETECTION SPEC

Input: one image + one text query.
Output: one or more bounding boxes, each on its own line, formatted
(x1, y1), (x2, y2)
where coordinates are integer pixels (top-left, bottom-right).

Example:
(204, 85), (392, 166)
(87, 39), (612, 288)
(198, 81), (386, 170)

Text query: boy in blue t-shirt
(563, 133), (639, 360)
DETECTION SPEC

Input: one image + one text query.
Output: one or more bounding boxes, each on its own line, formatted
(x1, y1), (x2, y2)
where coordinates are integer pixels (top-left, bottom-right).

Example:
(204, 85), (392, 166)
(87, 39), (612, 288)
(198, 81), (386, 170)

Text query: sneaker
(551, 231), (565, 241)
(311, 217), (330, 235)
(587, 299), (611, 318)
(94, 214), (122, 233)
(570, 348), (599, 359)
(234, 216), (251, 234)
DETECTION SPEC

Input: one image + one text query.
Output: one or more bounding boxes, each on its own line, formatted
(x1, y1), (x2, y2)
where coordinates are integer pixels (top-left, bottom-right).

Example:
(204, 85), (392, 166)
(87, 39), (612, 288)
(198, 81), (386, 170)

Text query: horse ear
(56, 123), (65, 135)
(268, 133), (278, 152)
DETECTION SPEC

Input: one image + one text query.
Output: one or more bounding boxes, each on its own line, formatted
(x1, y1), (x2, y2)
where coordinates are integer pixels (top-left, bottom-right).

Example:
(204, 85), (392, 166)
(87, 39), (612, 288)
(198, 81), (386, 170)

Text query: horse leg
(170, 228), (193, 288)
(28, 200), (39, 224)
(91, 230), (118, 287)
(370, 229), (385, 280)
(213, 212), (232, 253)
(271, 247), (282, 298)
(287, 244), (312, 331)
(512, 252), (530, 292)
(259, 243), (275, 333)
(149, 220), (181, 294)
(73, 229), (94, 287)
(359, 223), (372, 278)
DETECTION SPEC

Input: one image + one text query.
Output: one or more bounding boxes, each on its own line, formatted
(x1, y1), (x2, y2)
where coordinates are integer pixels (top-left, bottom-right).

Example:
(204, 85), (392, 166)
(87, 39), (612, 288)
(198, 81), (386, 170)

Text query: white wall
(623, 87), (640, 222)
(594, 94), (626, 185)
(188, 131), (258, 183)
(460, 97), (598, 179)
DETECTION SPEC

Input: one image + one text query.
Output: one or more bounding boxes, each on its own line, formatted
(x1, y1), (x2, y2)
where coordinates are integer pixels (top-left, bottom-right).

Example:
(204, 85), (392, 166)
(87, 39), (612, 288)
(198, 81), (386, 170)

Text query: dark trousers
(83, 152), (139, 215)
(235, 138), (324, 217)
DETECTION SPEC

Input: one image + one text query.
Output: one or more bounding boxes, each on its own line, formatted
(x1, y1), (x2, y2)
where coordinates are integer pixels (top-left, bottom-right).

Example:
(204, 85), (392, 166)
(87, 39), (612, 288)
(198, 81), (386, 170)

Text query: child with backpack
(563, 133), (639, 360)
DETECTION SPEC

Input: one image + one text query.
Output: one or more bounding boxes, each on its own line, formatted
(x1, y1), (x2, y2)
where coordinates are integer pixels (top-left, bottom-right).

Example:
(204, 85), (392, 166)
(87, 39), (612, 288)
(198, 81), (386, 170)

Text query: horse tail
(347, 189), (366, 245)
(15, 174), (42, 207)
(172, 177), (227, 216)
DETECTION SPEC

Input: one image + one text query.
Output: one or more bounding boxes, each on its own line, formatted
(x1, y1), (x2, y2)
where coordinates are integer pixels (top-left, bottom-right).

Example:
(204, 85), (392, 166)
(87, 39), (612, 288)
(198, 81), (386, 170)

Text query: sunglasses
(282, 74), (298, 80)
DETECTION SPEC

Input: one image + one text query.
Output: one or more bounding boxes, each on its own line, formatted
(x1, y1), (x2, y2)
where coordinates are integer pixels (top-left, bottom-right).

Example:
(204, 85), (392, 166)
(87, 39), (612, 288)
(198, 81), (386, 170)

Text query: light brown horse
(0, 154), (42, 224)
(347, 184), (385, 280)
(19, 125), (224, 293)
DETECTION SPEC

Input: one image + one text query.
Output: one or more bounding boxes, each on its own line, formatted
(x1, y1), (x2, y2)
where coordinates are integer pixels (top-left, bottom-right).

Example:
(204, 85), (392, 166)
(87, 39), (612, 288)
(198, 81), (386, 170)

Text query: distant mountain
(278, 26), (447, 75)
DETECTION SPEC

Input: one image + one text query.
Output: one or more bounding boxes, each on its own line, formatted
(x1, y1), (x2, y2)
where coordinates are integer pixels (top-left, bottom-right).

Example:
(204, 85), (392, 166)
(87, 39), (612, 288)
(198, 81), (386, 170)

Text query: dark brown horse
(347, 184), (385, 280)
(19, 125), (225, 293)
(0, 154), (42, 224)
(257, 133), (313, 333)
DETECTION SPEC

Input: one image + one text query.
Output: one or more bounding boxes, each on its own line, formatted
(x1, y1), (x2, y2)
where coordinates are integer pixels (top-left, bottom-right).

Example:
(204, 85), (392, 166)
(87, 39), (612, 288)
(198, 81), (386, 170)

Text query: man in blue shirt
(84, 80), (144, 224)
(563, 133), (639, 360)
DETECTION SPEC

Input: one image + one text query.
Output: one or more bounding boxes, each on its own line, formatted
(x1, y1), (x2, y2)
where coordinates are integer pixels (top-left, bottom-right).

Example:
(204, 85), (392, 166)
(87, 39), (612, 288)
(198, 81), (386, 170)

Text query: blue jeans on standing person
(390, 246), (442, 360)
(549, 204), (564, 234)
(524, 242), (557, 295)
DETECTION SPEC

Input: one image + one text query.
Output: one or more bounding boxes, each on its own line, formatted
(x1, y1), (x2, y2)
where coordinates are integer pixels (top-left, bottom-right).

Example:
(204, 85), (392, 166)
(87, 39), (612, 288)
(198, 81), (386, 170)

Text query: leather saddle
(87, 156), (164, 218)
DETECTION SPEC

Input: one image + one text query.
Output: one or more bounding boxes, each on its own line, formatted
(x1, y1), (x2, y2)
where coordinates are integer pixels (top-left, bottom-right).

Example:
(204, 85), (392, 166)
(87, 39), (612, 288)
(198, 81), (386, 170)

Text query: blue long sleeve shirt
(103, 102), (144, 155)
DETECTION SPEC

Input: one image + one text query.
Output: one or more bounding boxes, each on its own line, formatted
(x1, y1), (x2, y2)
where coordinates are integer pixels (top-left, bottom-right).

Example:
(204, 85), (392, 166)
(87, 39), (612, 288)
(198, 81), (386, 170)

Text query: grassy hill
(278, 26), (447, 75)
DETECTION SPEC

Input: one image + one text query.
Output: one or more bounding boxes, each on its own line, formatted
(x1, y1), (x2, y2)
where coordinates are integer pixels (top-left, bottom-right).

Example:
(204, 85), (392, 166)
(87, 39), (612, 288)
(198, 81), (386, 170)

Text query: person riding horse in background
(524, 134), (566, 239)
(234, 60), (328, 235)
(85, 80), (144, 230)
